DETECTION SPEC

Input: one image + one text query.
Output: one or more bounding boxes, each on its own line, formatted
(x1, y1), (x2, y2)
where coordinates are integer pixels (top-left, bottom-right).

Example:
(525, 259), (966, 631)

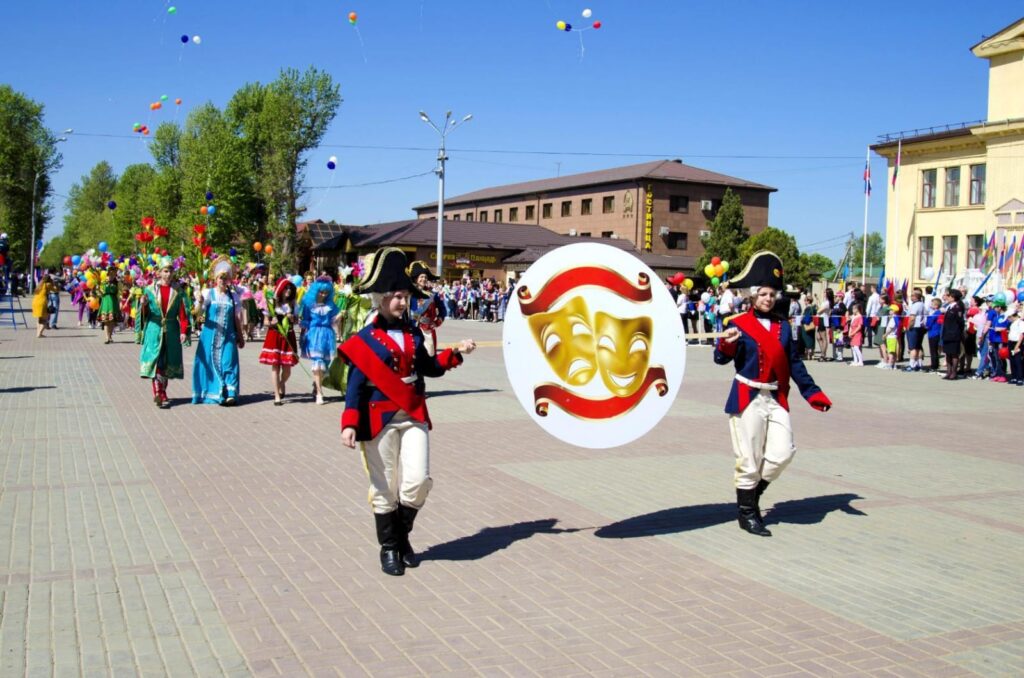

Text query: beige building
(413, 159), (775, 271)
(872, 17), (1024, 286)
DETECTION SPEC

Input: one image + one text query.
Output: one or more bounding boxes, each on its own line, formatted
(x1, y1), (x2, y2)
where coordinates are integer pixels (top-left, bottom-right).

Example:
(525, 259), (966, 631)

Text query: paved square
(1, 304), (1022, 676)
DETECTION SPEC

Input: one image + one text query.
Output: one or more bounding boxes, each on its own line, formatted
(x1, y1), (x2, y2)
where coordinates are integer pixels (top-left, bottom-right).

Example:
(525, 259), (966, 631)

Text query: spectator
(849, 304), (864, 366)
(941, 290), (966, 380)
(865, 285), (881, 348)
(925, 297), (943, 372)
(1009, 306), (1024, 385)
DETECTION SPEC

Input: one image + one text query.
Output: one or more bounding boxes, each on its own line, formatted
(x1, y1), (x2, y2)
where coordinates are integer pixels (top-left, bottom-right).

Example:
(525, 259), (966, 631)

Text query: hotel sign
(644, 183), (654, 252)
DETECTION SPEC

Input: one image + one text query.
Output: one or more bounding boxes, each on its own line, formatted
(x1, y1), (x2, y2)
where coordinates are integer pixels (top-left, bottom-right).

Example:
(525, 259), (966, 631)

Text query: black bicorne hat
(355, 248), (428, 298)
(407, 260), (439, 283)
(728, 251), (784, 290)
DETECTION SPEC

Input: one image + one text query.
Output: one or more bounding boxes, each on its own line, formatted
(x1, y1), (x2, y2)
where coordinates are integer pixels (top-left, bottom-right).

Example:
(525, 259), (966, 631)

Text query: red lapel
(731, 311), (791, 398)
(340, 334), (427, 421)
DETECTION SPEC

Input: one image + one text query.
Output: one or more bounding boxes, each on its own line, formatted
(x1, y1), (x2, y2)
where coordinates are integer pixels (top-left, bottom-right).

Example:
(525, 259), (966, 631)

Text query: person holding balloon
(714, 251), (832, 538)
(139, 257), (188, 408)
(98, 264), (121, 344)
(259, 278), (300, 406)
(192, 256), (246, 406)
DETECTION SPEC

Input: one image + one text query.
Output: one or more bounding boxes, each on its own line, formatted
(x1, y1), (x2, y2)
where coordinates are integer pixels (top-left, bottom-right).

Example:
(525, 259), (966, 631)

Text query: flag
(842, 263), (850, 281)
(901, 278), (908, 298)
(1003, 235), (1016, 276)
(981, 231), (995, 270)
(887, 278), (896, 301)
(863, 159), (872, 196)
(891, 139), (901, 190)
(876, 266), (885, 293)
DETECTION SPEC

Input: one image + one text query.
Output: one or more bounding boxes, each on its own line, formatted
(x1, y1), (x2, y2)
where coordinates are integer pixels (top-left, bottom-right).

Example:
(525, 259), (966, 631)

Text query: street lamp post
(419, 111), (471, 277)
(29, 131), (71, 293)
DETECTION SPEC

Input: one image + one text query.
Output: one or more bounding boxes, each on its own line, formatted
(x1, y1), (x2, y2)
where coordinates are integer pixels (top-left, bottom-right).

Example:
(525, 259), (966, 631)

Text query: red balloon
(711, 256), (721, 266)
(998, 346), (1010, 361)
(63, 256), (72, 265)
(592, 21), (601, 29)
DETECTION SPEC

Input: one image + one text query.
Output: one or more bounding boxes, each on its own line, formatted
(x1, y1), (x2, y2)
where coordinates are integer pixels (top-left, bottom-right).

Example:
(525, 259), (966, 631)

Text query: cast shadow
(0, 385), (56, 394)
(420, 518), (579, 562)
(428, 388), (500, 398)
(594, 493), (865, 539)
(0, 355), (34, 360)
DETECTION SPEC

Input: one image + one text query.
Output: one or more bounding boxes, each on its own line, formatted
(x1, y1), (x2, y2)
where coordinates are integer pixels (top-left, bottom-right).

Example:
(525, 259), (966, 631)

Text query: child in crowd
(925, 297), (943, 372)
(849, 304), (864, 366)
(883, 305), (898, 370)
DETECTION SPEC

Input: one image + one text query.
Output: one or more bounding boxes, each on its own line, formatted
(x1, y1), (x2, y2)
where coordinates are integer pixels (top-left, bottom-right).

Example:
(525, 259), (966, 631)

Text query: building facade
(413, 159), (774, 265)
(872, 18), (1024, 286)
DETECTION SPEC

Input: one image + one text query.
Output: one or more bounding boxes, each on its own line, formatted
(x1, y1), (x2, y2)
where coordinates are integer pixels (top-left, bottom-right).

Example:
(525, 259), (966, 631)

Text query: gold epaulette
(722, 312), (744, 327)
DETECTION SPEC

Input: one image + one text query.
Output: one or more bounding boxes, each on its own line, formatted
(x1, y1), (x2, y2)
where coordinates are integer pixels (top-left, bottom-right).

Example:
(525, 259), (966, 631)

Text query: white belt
(400, 374), (418, 384)
(735, 374), (778, 391)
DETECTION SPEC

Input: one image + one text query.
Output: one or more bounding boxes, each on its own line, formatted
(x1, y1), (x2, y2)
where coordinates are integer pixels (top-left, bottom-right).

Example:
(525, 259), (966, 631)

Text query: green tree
(840, 231), (884, 269)
(736, 226), (805, 287)
(109, 163), (158, 254)
(61, 161), (117, 256)
(697, 188), (747, 274)
(0, 85), (62, 271)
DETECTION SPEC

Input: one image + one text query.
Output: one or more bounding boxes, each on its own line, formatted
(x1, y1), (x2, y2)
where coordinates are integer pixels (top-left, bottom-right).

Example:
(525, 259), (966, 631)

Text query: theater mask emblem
(503, 243), (686, 449)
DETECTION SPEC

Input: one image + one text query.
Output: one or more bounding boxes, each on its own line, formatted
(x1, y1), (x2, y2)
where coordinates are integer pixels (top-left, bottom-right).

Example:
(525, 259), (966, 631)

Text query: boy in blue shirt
(925, 298), (943, 372)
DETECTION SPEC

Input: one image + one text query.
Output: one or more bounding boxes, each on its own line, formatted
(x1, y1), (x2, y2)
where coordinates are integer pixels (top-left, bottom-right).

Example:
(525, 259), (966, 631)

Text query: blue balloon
(1018, 290), (1024, 303)
(71, 255), (81, 266)
(228, 247), (237, 256)
(291, 275), (303, 287)
(180, 35), (189, 43)
(107, 200), (117, 210)
(1017, 279), (1024, 289)
(564, 22), (572, 31)
(98, 242), (108, 253)
(207, 205), (217, 215)
(326, 161), (336, 170)
(205, 191), (214, 201)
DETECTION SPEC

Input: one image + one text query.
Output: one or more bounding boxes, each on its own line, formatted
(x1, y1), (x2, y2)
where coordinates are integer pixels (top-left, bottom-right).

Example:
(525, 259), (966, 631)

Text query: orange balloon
(264, 244), (274, 255)
(348, 11), (357, 21)
(199, 205), (208, 215)
(253, 242), (263, 252)
(86, 281), (96, 289)
(175, 98), (182, 105)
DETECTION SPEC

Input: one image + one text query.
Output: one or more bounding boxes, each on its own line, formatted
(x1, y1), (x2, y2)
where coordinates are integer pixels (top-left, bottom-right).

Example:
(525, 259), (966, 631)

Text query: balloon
(999, 346), (1010, 361)
(711, 256), (721, 266)
(264, 244), (274, 255)
(192, 35), (201, 44)
(329, 155), (338, 163)
(253, 242), (263, 252)
(63, 256), (71, 266)
(704, 264), (715, 277)
(207, 205), (217, 215)
(592, 21), (601, 29)
(1017, 291), (1024, 303)
(88, 298), (99, 310)
(348, 11), (357, 24)
(180, 35), (189, 43)
(556, 20), (566, 30)
(132, 123), (141, 131)
(160, 94), (168, 102)
(564, 22), (572, 31)
(86, 281), (96, 290)
(175, 98), (182, 105)
(326, 161), (336, 170)
(229, 247), (237, 256)
(721, 261), (729, 272)
(582, 8), (592, 18)
(72, 255), (81, 266)
(994, 292), (1006, 304)
(714, 264), (724, 277)
(200, 205), (208, 215)
(98, 242), (108, 253)
(107, 201), (117, 210)
(711, 276), (720, 287)
(291, 275), (303, 287)
(890, 304), (900, 312)
(206, 191), (214, 201)
(684, 278), (694, 290)
(167, 6), (176, 14)
(1017, 279), (1024, 289)
(922, 266), (934, 280)
(143, 128), (150, 135)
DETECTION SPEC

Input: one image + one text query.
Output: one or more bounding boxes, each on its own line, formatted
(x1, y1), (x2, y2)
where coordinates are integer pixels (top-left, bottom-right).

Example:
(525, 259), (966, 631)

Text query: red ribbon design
(533, 366), (668, 419)
(518, 267), (650, 316)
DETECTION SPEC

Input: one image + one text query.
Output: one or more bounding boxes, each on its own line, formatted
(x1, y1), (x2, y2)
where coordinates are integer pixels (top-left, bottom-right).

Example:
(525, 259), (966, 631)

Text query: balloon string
(307, 167), (337, 213)
(577, 30), (585, 62)
(354, 26), (368, 64)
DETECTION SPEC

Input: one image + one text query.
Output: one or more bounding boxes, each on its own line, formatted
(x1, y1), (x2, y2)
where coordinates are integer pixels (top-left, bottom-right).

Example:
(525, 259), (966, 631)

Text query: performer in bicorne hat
(715, 251), (832, 537)
(338, 248), (476, 576)
(407, 260), (446, 356)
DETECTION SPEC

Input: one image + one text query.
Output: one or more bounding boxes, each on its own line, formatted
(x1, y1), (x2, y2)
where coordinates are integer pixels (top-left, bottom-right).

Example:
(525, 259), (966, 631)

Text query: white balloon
(328, 155), (338, 163)
(192, 35), (201, 44)
(922, 266), (934, 279)
(582, 8), (592, 18)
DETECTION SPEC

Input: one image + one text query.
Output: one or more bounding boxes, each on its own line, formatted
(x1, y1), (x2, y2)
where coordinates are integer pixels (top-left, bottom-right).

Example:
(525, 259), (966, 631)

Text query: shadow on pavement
(420, 518), (580, 561)
(0, 385), (56, 394)
(428, 388), (501, 398)
(594, 493), (865, 539)
(0, 355), (34, 359)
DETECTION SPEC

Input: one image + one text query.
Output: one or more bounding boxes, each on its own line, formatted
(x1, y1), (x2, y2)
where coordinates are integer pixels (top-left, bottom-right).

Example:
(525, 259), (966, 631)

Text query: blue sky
(2, 1), (1019, 262)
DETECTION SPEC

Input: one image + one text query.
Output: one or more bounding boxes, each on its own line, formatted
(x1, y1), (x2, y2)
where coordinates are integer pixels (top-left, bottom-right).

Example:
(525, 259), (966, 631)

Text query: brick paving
(1, 299), (1022, 676)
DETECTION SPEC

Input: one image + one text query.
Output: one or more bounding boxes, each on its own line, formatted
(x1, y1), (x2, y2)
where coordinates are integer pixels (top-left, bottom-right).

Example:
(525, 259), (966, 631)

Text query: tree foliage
(697, 188), (748, 272)
(840, 231), (885, 268)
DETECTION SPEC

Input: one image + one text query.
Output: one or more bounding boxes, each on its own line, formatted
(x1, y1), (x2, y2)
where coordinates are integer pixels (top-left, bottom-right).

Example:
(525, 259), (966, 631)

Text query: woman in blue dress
(300, 276), (340, 405)
(192, 256), (246, 405)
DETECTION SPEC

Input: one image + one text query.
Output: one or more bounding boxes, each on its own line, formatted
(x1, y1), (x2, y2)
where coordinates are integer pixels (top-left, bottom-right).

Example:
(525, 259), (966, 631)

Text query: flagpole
(892, 139), (901, 291)
(861, 146), (870, 286)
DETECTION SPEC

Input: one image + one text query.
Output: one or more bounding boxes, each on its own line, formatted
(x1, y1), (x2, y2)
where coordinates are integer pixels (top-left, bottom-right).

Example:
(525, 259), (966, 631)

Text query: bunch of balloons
(348, 11), (357, 25)
(1017, 279), (1024, 303)
(180, 35), (201, 44)
(555, 8), (602, 32)
(327, 155), (337, 170)
(703, 257), (730, 287)
(667, 271), (694, 290)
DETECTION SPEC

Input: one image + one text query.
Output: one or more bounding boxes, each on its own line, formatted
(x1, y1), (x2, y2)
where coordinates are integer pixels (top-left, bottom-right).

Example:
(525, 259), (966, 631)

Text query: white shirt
(1009, 318), (1024, 343)
(909, 300), (926, 328)
(866, 292), (881, 318)
(719, 289), (734, 314)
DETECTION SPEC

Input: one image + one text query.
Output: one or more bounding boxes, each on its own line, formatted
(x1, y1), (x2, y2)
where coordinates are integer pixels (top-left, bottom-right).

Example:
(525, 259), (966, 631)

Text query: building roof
(414, 159), (776, 210)
(970, 17), (1024, 55)
(872, 124), (977, 150)
(298, 220), (353, 248)
(344, 218), (584, 251)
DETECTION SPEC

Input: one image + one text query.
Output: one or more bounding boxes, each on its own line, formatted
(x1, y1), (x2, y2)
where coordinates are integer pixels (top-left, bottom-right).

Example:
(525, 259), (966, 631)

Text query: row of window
(447, 193), (715, 223)
(917, 234), (985, 278)
(920, 164), (985, 208)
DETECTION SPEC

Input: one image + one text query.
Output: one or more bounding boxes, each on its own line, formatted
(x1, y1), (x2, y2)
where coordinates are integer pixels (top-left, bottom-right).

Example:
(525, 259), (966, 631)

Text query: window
(667, 232), (688, 250)
(465, 212), (473, 221)
(941, 236), (958, 276)
(581, 198), (592, 216)
(601, 230), (614, 238)
(494, 209), (503, 223)
(479, 210), (488, 222)
(711, 199), (722, 212)
(525, 205), (535, 221)
(452, 214), (460, 221)
(970, 164), (986, 204)
(944, 167), (960, 207)
(918, 236), (934, 278)
(509, 207), (519, 222)
(542, 203), (552, 219)
(602, 196), (614, 213)
(966, 234), (984, 269)
(561, 201), (572, 217)
(579, 232), (591, 238)
(922, 169), (937, 208)
(670, 195), (689, 213)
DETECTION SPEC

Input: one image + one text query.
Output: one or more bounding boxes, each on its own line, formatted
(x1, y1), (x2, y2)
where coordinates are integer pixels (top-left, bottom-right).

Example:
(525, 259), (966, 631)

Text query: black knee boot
(374, 512), (405, 576)
(397, 504), (420, 568)
(737, 488), (772, 537)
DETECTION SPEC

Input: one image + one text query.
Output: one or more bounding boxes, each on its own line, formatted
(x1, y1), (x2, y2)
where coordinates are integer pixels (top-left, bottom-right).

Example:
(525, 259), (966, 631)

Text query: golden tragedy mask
(527, 296), (597, 386)
(593, 312), (653, 397)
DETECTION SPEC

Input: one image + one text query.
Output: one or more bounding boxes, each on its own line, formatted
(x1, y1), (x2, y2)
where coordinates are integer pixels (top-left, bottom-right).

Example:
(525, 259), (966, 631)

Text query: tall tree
(61, 162), (117, 256)
(840, 231), (885, 269)
(0, 85), (62, 271)
(109, 163), (158, 254)
(697, 188), (748, 273)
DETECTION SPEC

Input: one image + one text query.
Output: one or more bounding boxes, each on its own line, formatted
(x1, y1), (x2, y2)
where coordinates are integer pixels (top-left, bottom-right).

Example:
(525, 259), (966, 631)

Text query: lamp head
(418, 111), (430, 123)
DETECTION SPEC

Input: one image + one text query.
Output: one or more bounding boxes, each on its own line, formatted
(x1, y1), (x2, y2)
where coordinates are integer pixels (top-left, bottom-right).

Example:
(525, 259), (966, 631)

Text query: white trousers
(728, 391), (796, 489)
(360, 411), (432, 514)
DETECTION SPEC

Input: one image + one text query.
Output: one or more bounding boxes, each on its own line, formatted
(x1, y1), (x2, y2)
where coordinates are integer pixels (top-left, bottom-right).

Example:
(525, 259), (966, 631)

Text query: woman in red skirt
(259, 278), (300, 405)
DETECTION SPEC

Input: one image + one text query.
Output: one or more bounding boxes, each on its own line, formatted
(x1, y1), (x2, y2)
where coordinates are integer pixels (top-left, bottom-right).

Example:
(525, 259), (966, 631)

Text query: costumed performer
(259, 277), (300, 406)
(192, 256), (245, 405)
(407, 260), (446, 356)
(98, 265), (120, 344)
(338, 248), (476, 576)
(139, 257), (188, 408)
(714, 251), (832, 537)
(300, 275), (341, 405)
(31, 275), (55, 338)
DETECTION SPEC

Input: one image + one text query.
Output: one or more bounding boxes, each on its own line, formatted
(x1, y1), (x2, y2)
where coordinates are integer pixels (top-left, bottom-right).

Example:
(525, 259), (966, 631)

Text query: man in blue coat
(715, 251), (832, 537)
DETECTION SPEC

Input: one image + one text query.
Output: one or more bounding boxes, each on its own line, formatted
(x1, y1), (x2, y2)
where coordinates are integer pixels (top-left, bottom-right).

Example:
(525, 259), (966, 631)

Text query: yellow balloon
(684, 278), (694, 290)
(704, 264), (715, 277)
(720, 261), (730, 272)
(556, 20), (566, 30)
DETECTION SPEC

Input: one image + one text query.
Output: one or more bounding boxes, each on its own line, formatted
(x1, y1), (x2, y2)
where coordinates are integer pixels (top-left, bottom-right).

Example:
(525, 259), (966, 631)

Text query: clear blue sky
(2, 1), (1019, 262)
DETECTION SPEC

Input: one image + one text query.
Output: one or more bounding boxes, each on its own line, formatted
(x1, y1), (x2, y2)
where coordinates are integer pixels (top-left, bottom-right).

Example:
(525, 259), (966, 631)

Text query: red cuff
(716, 338), (738, 357)
(807, 391), (832, 412)
(437, 348), (464, 370)
(341, 408), (360, 430)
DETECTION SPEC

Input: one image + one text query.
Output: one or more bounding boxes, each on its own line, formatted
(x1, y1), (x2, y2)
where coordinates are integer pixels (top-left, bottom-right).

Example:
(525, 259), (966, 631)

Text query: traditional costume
(139, 257), (187, 408)
(338, 248), (466, 576)
(407, 260), (446, 356)
(300, 277), (339, 372)
(713, 251), (832, 537)
(259, 279), (300, 368)
(192, 256), (245, 405)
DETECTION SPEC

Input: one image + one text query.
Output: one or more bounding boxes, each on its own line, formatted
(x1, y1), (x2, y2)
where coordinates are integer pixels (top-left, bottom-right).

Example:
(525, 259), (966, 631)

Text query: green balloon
(168, 6), (176, 14)
(711, 276), (721, 286)
(160, 94), (168, 101)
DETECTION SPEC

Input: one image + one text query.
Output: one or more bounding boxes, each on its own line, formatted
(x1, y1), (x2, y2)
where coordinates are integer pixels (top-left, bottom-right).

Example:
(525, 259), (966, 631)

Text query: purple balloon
(326, 161), (336, 170)
(180, 35), (189, 43)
